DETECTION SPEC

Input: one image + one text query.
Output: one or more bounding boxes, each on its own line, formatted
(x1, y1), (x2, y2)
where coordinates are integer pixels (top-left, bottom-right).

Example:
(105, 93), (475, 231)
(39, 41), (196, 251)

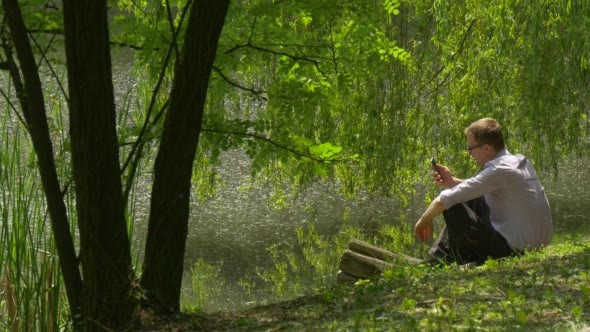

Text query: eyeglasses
(466, 143), (484, 152)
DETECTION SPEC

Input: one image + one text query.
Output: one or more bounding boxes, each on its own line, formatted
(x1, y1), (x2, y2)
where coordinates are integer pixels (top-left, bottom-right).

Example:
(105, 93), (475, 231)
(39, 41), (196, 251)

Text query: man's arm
(414, 196), (446, 242)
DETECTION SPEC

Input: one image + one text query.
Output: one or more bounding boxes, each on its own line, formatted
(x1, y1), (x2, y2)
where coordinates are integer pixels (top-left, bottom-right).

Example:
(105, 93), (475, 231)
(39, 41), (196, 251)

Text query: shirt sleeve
(439, 166), (502, 208)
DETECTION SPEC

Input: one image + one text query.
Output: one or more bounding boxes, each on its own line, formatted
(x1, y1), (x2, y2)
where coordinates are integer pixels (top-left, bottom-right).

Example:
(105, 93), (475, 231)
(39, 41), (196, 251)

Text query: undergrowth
(323, 236), (590, 331)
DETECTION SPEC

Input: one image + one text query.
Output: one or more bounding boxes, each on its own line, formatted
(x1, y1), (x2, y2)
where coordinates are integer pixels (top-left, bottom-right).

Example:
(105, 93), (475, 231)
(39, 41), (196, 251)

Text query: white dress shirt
(439, 149), (553, 251)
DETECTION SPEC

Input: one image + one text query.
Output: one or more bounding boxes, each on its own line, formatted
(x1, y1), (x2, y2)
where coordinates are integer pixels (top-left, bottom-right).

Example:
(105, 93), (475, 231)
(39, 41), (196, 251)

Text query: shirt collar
(485, 148), (510, 167)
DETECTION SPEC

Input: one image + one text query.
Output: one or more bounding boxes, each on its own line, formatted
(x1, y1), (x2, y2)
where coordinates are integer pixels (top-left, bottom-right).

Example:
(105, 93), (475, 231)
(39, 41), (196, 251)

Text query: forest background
(0, 0), (589, 330)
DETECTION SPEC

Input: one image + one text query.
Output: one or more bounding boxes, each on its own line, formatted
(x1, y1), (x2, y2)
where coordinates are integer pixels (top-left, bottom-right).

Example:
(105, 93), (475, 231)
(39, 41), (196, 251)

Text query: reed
(2, 272), (20, 331)
(0, 95), (68, 330)
(0, 68), (151, 329)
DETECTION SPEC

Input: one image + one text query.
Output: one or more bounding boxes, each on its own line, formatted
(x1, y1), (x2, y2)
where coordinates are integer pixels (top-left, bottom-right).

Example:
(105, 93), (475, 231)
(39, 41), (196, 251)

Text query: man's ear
(485, 144), (497, 155)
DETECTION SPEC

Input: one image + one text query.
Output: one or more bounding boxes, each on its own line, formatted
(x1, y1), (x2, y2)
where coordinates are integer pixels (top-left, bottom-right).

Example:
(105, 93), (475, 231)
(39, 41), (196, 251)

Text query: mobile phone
(430, 157), (443, 179)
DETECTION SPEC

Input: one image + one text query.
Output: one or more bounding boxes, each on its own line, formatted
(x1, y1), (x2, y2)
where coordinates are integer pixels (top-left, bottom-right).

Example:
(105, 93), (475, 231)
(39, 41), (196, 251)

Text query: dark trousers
(428, 197), (516, 265)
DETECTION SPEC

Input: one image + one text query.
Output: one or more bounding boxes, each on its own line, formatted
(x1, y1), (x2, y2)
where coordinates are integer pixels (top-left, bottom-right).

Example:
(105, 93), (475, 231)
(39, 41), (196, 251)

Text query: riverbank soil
(137, 295), (328, 331)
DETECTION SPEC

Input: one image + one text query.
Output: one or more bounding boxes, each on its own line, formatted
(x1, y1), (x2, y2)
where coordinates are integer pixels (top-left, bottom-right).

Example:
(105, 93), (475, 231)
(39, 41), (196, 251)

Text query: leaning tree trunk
(1, 0), (83, 328)
(62, 0), (136, 329)
(140, 0), (230, 312)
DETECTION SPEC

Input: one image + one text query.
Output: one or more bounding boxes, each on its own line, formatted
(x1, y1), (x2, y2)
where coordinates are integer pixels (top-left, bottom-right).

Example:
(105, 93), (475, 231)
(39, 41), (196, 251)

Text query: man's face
(466, 132), (496, 166)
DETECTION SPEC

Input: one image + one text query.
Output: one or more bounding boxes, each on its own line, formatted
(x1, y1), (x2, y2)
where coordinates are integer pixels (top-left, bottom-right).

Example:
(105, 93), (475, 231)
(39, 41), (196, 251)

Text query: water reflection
(180, 149), (406, 311)
(174, 151), (589, 312)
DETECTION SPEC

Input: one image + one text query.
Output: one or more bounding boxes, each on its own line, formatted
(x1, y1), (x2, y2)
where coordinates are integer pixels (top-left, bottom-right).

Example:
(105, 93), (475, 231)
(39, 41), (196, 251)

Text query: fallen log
(337, 238), (425, 282)
(336, 270), (359, 283)
(347, 238), (423, 265)
(338, 249), (392, 279)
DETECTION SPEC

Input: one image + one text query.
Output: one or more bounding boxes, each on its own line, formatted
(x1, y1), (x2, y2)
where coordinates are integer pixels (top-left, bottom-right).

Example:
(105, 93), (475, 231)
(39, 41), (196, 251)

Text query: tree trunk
(141, 0), (230, 312)
(1, 0), (83, 328)
(62, 0), (136, 329)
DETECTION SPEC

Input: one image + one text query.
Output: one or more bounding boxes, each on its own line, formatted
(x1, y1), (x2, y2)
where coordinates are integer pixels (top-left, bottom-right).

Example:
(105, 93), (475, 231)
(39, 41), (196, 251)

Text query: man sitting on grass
(415, 118), (553, 265)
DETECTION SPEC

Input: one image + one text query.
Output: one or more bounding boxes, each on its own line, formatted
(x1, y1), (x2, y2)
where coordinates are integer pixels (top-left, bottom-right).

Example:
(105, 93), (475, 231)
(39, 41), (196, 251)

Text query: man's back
(439, 150), (553, 251)
(482, 152), (553, 251)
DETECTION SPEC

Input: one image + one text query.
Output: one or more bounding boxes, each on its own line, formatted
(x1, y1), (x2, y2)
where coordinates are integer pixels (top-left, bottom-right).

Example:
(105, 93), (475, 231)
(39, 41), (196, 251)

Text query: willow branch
(202, 127), (353, 163)
(421, 19), (476, 98)
(223, 15), (328, 75)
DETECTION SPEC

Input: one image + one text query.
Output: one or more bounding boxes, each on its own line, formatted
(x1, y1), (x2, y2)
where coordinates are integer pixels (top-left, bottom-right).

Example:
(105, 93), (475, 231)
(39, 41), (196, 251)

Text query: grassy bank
(158, 233), (590, 331)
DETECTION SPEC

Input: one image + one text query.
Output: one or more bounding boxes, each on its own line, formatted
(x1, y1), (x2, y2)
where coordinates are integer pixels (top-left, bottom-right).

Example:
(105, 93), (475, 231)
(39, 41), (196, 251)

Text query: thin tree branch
(420, 19), (476, 99)
(223, 15), (328, 75)
(165, 0), (181, 59)
(29, 32), (69, 104)
(0, 87), (27, 128)
(263, 42), (331, 49)
(22, 28), (149, 51)
(326, 18), (339, 76)
(120, 0), (193, 207)
(120, 126), (354, 163)
(109, 40), (145, 50)
(120, 1), (191, 174)
(0, 30), (29, 130)
(225, 42), (324, 67)
(212, 66), (268, 100)
(1, 0), (83, 326)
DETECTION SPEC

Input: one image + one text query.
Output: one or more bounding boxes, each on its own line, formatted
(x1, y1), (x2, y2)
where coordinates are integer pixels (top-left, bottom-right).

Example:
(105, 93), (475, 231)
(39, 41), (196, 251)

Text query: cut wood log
(336, 270), (359, 283)
(338, 249), (392, 279)
(337, 238), (426, 281)
(347, 238), (423, 265)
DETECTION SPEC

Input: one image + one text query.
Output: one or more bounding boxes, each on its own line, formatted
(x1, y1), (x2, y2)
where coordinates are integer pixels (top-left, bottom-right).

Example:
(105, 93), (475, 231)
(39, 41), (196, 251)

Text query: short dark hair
(464, 118), (505, 152)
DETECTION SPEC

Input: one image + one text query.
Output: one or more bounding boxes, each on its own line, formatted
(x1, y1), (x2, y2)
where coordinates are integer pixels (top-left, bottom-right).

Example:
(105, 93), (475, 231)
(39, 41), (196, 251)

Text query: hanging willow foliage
(6, 0), (587, 202)
(196, 0), (590, 199)
(106, 0), (590, 203)
(426, 0), (590, 169)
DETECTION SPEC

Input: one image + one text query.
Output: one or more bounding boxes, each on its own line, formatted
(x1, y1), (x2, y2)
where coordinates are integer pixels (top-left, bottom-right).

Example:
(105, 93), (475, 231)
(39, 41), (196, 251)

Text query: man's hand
(432, 164), (461, 189)
(414, 217), (434, 242)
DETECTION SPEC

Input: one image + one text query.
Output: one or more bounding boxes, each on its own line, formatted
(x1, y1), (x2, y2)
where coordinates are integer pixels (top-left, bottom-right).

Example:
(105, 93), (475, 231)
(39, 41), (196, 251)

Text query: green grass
(328, 238), (590, 331)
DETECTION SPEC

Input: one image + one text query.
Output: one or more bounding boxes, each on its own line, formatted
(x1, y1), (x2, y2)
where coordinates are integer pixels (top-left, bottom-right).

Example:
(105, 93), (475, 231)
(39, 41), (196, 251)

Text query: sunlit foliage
(112, 0), (590, 202)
